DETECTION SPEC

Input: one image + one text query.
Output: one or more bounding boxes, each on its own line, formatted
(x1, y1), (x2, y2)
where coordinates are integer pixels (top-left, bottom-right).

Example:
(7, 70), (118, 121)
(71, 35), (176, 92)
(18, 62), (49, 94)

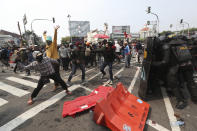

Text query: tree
(61, 36), (71, 44)
(22, 30), (43, 46)
(159, 30), (173, 36)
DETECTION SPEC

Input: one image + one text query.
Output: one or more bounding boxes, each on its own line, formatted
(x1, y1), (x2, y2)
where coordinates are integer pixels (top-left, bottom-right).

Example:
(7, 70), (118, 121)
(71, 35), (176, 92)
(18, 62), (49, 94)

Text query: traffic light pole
(184, 22), (190, 38)
(150, 12), (159, 34)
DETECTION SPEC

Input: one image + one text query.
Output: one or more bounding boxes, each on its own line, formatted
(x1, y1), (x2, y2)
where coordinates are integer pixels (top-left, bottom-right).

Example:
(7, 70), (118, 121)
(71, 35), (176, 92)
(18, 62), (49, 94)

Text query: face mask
(36, 55), (43, 62)
(46, 41), (52, 46)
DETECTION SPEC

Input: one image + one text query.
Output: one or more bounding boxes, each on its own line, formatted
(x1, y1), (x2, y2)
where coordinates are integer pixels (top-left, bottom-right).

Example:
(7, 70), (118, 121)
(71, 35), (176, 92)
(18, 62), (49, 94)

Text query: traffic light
(147, 6), (151, 13)
(52, 17), (55, 23)
(180, 19), (183, 24)
(147, 21), (150, 25)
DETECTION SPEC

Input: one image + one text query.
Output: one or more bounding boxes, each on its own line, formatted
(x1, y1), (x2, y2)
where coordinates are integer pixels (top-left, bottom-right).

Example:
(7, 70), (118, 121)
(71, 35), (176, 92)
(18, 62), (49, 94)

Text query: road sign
(69, 21), (90, 37)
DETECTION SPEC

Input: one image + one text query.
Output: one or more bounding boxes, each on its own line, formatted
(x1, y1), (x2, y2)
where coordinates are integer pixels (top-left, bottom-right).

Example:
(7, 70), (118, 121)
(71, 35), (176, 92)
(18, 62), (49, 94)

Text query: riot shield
(138, 37), (155, 100)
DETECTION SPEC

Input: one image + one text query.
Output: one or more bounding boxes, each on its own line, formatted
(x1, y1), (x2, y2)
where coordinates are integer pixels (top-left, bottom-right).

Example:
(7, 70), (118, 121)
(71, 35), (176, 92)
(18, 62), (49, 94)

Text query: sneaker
(176, 100), (187, 109)
(108, 80), (113, 85)
(67, 81), (72, 87)
(52, 85), (58, 92)
(25, 73), (31, 76)
(101, 74), (106, 79)
(81, 80), (87, 85)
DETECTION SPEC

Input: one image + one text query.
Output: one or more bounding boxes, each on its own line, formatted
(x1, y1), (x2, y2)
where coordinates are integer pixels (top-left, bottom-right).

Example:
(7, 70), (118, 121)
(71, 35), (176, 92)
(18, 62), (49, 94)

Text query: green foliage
(61, 36), (71, 44)
(160, 30), (173, 35)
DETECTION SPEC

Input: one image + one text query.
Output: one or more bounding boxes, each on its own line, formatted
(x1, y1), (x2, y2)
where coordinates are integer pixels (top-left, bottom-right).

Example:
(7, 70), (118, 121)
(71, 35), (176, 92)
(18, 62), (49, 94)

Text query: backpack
(85, 47), (91, 56)
(171, 44), (192, 63)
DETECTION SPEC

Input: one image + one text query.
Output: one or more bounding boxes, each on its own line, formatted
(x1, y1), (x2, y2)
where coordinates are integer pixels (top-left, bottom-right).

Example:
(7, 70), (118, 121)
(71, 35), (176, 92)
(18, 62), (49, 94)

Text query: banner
(112, 26), (130, 34)
(69, 21), (90, 37)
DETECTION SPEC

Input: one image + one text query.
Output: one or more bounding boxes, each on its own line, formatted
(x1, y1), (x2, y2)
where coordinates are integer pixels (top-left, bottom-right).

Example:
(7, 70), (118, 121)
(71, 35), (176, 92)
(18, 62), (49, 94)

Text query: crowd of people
(0, 26), (144, 105)
(0, 40), (144, 75)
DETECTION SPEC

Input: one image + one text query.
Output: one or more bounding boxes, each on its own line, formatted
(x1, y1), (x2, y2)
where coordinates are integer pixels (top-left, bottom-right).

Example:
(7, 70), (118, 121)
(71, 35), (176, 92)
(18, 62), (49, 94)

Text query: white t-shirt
(115, 43), (121, 53)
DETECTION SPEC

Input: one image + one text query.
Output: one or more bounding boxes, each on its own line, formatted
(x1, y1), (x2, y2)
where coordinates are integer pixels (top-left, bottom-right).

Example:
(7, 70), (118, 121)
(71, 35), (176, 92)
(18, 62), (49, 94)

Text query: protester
(115, 41), (121, 63)
(67, 42), (86, 86)
(97, 41), (117, 85)
(85, 42), (92, 67)
(45, 25), (60, 90)
(59, 44), (70, 71)
(123, 42), (131, 68)
(23, 53), (71, 105)
(136, 42), (143, 63)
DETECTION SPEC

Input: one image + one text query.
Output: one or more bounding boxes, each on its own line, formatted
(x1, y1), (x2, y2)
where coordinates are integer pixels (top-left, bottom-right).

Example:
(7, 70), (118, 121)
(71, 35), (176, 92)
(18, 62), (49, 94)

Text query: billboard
(69, 21), (90, 37)
(112, 26), (130, 34)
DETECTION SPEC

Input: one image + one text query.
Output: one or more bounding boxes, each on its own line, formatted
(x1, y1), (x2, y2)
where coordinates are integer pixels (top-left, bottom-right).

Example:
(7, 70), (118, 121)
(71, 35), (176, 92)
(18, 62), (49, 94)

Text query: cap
(46, 36), (52, 41)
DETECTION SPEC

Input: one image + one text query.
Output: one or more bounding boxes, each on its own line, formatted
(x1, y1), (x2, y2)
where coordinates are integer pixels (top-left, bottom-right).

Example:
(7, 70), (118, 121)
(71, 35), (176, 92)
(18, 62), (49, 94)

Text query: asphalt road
(0, 59), (197, 131)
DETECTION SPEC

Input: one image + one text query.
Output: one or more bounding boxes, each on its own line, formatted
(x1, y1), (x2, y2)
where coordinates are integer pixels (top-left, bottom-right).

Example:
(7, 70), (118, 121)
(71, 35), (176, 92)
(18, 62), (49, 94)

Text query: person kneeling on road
(23, 53), (71, 105)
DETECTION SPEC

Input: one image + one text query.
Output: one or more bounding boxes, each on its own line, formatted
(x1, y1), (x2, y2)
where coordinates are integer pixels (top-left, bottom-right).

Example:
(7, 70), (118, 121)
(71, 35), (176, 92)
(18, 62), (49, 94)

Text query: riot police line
(139, 34), (197, 109)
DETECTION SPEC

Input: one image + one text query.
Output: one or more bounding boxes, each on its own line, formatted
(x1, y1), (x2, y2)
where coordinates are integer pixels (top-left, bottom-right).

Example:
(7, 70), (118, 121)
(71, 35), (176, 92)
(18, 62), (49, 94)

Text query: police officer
(152, 35), (197, 109)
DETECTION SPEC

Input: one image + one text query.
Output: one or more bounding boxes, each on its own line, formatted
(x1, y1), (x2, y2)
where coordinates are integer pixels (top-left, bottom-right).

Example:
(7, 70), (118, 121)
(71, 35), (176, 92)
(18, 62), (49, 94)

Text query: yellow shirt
(45, 29), (59, 59)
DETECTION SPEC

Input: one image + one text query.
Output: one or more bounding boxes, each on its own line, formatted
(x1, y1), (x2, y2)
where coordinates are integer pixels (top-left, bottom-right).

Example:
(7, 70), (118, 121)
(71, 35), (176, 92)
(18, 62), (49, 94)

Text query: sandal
(27, 99), (33, 105)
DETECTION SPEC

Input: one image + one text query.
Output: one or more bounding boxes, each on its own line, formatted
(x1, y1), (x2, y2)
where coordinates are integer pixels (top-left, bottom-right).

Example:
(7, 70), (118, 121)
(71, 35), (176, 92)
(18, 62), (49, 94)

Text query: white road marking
(19, 74), (40, 80)
(0, 66), (98, 130)
(146, 119), (170, 131)
(19, 74), (54, 83)
(0, 84), (81, 131)
(128, 67), (170, 131)
(0, 82), (30, 97)
(103, 67), (124, 86)
(6, 77), (37, 88)
(161, 87), (181, 131)
(88, 63), (119, 81)
(81, 67), (124, 91)
(0, 98), (8, 107)
(128, 67), (141, 93)
(80, 86), (93, 92)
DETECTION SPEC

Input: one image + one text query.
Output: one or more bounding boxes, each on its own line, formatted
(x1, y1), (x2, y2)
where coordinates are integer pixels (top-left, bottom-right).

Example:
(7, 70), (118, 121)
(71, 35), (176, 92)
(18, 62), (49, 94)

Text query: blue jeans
(125, 55), (131, 67)
(100, 61), (113, 81)
(68, 63), (85, 82)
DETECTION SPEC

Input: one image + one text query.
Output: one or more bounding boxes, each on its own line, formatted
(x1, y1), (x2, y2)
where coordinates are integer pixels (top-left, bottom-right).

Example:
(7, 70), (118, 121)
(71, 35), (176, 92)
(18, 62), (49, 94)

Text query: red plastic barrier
(93, 82), (150, 131)
(62, 86), (114, 118)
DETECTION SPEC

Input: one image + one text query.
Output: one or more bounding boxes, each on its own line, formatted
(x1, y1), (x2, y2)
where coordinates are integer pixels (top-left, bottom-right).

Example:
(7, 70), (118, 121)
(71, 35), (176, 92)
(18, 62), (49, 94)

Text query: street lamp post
(184, 22), (190, 38)
(180, 19), (190, 38)
(67, 14), (72, 44)
(30, 18), (55, 45)
(31, 18), (55, 32)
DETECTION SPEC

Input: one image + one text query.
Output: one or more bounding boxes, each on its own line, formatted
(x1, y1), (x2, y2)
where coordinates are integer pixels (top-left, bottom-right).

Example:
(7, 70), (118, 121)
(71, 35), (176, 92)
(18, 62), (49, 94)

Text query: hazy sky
(1, 0), (197, 43)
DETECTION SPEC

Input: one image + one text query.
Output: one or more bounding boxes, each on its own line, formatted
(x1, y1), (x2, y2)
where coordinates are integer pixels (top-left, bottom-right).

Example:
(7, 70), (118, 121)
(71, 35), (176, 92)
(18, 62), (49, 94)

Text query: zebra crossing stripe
(0, 82), (30, 97)
(0, 98), (8, 107)
(6, 77), (37, 88)
(19, 74), (53, 83)
(0, 84), (80, 131)
(19, 74), (40, 80)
